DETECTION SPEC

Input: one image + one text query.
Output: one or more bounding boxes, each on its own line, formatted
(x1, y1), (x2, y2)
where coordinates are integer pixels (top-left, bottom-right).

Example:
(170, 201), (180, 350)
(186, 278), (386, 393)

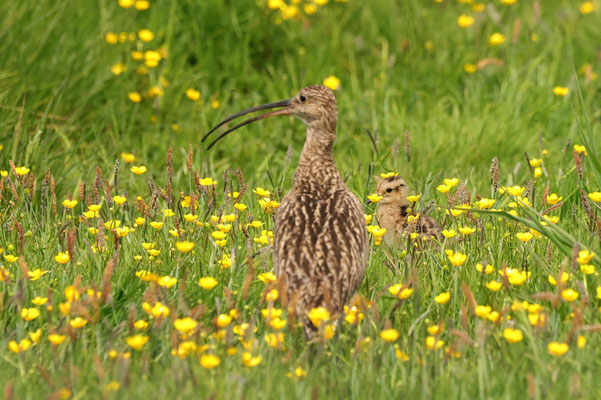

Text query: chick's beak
(202, 98), (293, 150)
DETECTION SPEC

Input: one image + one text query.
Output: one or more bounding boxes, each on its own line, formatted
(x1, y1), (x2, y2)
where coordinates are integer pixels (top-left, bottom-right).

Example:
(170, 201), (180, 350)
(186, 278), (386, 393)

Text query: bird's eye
(299, 94), (307, 102)
(386, 188), (393, 193)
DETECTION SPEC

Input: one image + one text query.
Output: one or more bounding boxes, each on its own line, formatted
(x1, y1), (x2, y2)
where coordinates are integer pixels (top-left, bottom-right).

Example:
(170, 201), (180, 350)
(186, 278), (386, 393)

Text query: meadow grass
(1, 0), (601, 398)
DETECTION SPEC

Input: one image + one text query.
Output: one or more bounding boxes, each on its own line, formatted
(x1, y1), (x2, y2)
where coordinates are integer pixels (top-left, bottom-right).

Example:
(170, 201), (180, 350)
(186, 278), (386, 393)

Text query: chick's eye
(299, 94), (307, 102)
(386, 188), (393, 193)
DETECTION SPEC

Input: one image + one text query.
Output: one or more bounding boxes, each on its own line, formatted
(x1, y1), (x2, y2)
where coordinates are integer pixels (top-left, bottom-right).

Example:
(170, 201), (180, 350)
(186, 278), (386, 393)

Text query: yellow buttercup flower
(83, 210), (97, 219)
(201, 354), (221, 369)
(70, 317), (88, 328)
(457, 15), (474, 28)
(475, 263), (494, 275)
(28, 269), (48, 280)
(128, 92), (142, 103)
(307, 307), (330, 328)
(588, 192), (601, 202)
(55, 252), (70, 264)
(488, 33), (506, 46)
(198, 177), (217, 186)
(434, 292), (451, 304)
(503, 186), (525, 196)
(578, 335), (586, 349)
(138, 29), (154, 42)
(212, 231), (227, 240)
(366, 193), (383, 203)
(242, 352), (262, 367)
(216, 314), (232, 328)
(105, 32), (118, 44)
(27, 330), (42, 344)
(126, 335), (149, 350)
(561, 289), (579, 302)
(503, 328), (523, 343)
(183, 214), (197, 222)
(145, 302), (170, 319)
(62, 199), (78, 209)
(436, 184), (450, 193)
(458, 226), (476, 236)
(134, 320), (149, 330)
(150, 221), (164, 230)
(157, 275), (177, 288)
(380, 328), (400, 342)
(21, 308), (40, 321)
(173, 318), (198, 333)
(186, 88), (200, 101)
(113, 195), (127, 205)
(425, 336), (444, 350)
(546, 194), (562, 205)
(111, 63), (126, 75)
(32, 296), (48, 306)
(253, 187), (271, 197)
(389, 284), (413, 299)
(115, 226), (131, 237)
(448, 252), (467, 267)
(547, 342), (569, 356)
(427, 325), (442, 336)
(464, 64), (477, 74)
(175, 241), (195, 253)
(135, 0), (150, 10)
(577, 250), (595, 264)
(579, 1), (597, 14)
(48, 334), (67, 345)
(553, 86), (569, 96)
(548, 272), (569, 285)
(258, 272), (276, 283)
(443, 178), (459, 188)
(15, 166), (30, 176)
(441, 229), (456, 238)
(130, 166), (147, 175)
(198, 277), (218, 290)
(8, 339), (32, 353)
(516, 232), (533, 242)
(502, 268), (530, 286)
(323, 75), (341, 90)
(475, 305), (491, 318)
(218, 254), (232, 268)
(4, 255), (18, 263)
(486, 280), (502, 291)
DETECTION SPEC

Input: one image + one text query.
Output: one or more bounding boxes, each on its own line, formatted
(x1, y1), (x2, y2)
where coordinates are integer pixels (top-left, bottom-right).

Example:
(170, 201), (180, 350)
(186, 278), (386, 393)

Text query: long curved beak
(202, 98), (293, 150)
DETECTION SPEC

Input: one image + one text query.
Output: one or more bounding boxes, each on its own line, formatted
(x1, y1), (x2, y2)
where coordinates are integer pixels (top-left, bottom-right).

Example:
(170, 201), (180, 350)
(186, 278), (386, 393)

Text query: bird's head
(202, 85), (337, 150)
(374, 175), (409, 206)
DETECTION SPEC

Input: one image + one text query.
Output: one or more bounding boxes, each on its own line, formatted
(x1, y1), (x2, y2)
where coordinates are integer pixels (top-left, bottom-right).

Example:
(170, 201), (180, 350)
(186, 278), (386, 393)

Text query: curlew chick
(203, 85), (369, 338)
(374, 175), (441, 245)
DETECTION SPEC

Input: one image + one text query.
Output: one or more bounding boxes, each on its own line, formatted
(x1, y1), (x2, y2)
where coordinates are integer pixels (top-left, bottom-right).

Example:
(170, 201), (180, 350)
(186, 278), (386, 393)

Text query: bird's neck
(293, 124), (342, 192)
(378, 202), (410, 217)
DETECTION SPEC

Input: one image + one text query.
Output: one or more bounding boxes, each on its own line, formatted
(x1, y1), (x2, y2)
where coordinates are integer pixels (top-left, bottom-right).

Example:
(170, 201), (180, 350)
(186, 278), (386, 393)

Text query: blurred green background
(1, 0), (599, 192)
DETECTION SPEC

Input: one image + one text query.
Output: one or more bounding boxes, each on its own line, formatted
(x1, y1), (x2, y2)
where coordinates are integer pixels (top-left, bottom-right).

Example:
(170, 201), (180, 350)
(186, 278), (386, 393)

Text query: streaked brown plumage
(203, 85), (368, 336)
(374, 175), (441, 245)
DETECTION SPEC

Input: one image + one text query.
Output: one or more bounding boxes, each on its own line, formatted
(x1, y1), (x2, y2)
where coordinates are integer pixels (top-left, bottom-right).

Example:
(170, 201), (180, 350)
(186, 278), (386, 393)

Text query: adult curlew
(203, 85), (369, 337)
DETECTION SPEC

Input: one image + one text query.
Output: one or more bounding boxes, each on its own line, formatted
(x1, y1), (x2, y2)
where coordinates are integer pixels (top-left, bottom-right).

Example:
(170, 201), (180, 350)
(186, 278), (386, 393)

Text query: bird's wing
(274, 190), (368, 312)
